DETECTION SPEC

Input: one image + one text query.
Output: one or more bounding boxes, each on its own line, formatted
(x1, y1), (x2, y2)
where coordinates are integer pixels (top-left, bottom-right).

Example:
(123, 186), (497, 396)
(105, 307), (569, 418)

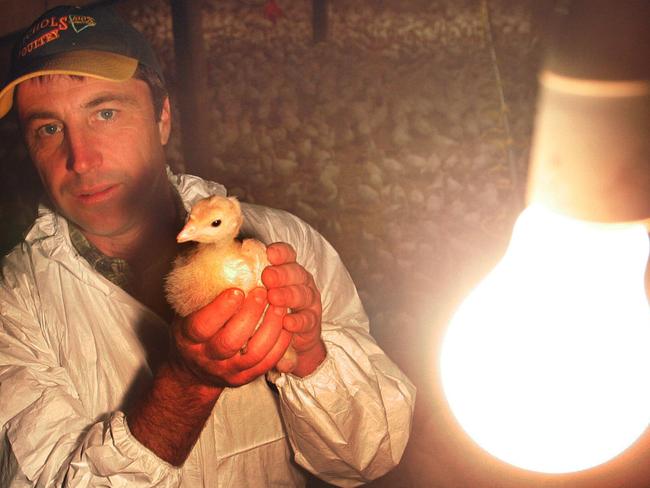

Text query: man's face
(15, 75), (171, 240)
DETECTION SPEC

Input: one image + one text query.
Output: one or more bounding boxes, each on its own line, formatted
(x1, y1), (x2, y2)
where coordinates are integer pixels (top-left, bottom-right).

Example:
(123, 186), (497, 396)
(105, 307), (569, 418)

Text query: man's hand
(128, 287), (292, 466)
(172, 287), (293, 388)
(262, 242), (326, 377)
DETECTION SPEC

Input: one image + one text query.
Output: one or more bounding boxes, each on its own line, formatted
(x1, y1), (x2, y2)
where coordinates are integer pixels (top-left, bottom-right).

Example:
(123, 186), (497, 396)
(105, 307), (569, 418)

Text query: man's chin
(67, 212), (136, 240)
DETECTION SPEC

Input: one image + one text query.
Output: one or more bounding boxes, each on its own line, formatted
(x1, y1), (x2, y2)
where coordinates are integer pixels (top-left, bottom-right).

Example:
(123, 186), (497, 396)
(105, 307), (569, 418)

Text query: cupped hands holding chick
(169, 286), (288, 390)
(170, 243), (325, 389)
(165, 195), (325, 389)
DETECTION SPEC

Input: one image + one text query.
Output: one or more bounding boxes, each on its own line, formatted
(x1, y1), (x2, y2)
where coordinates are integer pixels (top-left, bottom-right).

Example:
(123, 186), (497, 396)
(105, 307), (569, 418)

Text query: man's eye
(37, 123), (62, 137)
(98, 109), (116, 121)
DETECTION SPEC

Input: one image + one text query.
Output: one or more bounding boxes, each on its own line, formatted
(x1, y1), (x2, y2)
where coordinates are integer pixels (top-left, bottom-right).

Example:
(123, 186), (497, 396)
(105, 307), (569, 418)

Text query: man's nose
(65, 128), (102, 174)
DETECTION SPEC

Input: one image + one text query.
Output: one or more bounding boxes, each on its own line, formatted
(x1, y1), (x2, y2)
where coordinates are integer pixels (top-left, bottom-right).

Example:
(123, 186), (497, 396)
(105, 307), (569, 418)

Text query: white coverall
(0, 170), (416, 487)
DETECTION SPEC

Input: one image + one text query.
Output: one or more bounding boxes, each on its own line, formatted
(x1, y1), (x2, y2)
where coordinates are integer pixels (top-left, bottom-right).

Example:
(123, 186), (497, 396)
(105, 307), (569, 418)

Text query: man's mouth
(75, 184), (120, 204)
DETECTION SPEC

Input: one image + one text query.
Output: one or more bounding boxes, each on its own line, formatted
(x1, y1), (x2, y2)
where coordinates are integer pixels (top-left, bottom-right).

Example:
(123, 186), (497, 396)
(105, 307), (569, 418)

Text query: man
(0, 4), (415, 487)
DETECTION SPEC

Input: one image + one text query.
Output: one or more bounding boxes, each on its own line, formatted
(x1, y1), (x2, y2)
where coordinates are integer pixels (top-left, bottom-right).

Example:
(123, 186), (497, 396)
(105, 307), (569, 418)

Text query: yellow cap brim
(0, 50), (138, 118)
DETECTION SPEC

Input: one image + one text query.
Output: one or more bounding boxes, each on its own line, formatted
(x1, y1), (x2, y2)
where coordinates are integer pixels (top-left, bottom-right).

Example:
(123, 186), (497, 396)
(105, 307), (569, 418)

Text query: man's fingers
(262, 262), (309, 288)
(268, 284), (318, 309)
(183, 289), (244, 342)
(205, 287), (268, 359)
(266, 242), (297, 266)
(238, 329), (293, 381)
(237, 305), (286, 368)
(283, 308), (319, 334)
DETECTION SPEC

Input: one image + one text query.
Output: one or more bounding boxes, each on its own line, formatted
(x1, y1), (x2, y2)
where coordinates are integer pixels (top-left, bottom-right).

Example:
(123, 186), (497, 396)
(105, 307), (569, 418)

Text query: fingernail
(229, 289), (244, 303)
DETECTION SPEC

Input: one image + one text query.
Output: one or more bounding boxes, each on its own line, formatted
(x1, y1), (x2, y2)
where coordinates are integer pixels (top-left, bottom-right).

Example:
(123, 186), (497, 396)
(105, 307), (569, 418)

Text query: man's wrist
(161, 359), (224, 402)
(126, 360), (223, 466)
(292, 339), (327, 378)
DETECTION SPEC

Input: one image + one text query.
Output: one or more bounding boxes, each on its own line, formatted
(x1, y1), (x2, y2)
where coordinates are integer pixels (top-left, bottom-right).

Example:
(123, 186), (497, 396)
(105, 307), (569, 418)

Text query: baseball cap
(0, 4), (163, 118)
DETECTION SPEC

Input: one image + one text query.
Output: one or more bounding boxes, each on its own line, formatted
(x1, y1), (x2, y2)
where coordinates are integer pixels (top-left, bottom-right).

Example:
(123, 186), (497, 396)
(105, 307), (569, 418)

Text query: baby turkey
(165, 195), (267, 317)
(165, 194), (296, 370)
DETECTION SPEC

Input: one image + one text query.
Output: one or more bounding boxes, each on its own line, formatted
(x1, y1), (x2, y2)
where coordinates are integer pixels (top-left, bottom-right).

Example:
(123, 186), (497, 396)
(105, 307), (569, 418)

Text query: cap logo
(18, 14), (97, 58)
(69, 15), (96, 33)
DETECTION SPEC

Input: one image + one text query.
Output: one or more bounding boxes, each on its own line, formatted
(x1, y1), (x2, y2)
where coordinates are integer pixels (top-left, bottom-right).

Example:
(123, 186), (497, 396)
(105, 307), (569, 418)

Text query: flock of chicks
(126, 0), (536, 308)
(124, 0), (539, 366)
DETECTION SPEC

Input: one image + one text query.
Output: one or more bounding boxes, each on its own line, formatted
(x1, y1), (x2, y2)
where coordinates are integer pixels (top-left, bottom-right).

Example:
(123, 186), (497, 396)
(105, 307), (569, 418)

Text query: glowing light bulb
(440, 204), (650, 473)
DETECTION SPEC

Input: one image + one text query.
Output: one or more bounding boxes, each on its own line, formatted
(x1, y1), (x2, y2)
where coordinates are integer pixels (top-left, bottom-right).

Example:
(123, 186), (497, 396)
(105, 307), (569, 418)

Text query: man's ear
(158, 96), (171, 145)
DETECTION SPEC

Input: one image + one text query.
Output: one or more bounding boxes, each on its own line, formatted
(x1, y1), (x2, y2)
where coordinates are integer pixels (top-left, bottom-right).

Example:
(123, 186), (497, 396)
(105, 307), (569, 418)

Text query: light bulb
(440, 204), (650, 473)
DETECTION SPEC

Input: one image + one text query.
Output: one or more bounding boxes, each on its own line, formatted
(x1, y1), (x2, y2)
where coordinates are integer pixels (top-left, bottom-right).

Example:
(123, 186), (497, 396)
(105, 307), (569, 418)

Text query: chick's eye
(211, 219), (222, 227)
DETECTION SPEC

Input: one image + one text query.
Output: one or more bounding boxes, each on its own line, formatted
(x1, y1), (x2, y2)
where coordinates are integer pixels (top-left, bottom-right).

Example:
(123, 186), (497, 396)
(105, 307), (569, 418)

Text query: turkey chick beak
(176, 222), (197, 243)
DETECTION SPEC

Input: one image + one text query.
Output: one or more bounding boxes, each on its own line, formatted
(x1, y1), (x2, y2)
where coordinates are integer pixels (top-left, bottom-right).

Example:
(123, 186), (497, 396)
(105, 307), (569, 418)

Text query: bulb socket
(526, 0), (650, 226)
